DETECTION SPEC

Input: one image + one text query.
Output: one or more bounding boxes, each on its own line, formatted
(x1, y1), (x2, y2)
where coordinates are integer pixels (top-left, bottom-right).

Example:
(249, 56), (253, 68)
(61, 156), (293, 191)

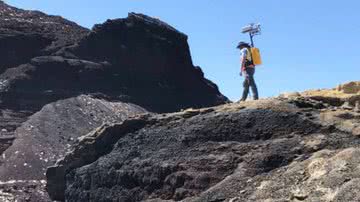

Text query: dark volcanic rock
(0, 11), (227, 113)
(0, 56), (115, 110)
(47, 98), (360, 202)
(0, 109), (31, 154)
(60, 13), (228, 112)
(68, 13), (189, 64)
(0, 3), (227, 201)
(0, 95), (147, 181)
(0, 180), (49, 202)
(0, 95), (146, 201)
(0, 54), (226, 113)
(46, 99), (329, 201)
(0, 1), (89, 71)
(0, 33), (52, 73)
(0, 2), (91, 164)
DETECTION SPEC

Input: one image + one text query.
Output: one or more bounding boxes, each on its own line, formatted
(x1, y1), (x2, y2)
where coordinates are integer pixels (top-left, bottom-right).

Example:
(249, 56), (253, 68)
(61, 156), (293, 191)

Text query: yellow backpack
(250, 47), (262, 66)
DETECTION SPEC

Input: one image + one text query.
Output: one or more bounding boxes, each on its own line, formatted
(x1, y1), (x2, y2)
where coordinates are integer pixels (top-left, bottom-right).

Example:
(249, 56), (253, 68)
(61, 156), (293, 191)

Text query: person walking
(237, 41), (259, 101)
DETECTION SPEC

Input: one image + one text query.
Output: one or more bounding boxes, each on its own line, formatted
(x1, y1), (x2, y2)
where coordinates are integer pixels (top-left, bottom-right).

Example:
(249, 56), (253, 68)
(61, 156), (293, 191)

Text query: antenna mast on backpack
(241, 23), (261, 47)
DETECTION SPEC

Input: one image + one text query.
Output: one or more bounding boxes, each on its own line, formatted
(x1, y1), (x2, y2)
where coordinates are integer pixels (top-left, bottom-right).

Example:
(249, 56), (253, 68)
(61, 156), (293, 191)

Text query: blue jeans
(241, 67), (259, 101)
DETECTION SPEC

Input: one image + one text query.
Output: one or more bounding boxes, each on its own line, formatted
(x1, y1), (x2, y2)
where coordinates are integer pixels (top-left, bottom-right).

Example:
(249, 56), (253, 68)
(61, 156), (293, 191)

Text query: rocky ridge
(0, 9), (227, 113)
(0, 2), (227, 201)
(47, 84), (360, 202)
(300, 81), (360, 107)
(0, 1), (359, 202)
(0, 0), (89, 71)
(0, 1), (227, 155)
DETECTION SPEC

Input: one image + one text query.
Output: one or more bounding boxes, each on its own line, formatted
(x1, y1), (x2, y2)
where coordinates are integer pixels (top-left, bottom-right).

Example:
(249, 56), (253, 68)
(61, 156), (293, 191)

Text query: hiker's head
(237, 42), (250, 49)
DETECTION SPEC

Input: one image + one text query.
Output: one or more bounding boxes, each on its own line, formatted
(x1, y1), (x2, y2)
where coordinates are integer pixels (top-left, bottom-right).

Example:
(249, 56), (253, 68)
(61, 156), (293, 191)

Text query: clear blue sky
(6, 0), (360, 101)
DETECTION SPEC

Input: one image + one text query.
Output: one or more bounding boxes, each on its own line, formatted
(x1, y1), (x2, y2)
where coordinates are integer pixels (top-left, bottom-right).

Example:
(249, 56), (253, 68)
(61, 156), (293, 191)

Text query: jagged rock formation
(0, 1), (92, 157)
(56, 12), (227, 112)
(47, 95), (360, 202)
(0, 3), (227, 113)
(2, 1), (359, 202)
(0, 2), (227, 149)
(0, 0), (89, 71)
(0, 2), (228, 201)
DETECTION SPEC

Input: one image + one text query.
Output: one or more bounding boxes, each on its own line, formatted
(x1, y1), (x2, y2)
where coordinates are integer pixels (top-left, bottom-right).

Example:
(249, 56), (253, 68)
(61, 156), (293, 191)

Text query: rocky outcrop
(58, 13), (228, 112)
(0, 1), (228, 120)
(0, 3), (228, 200)
(0, 95), (146, 201)
(0, 1), (89, 71)
(0, 52), (226, 113)
(0, 8), (227, 113)
(225, 147), (360, 202)
(301, 81), (360, 107)
(0, 1), (92, 165)
(46, 95), (360, 202)
(337, 81), (360, 94)
(0, 95), (147, 180)
(0, 56), (118, 110)
(4, 1), (360, 202)
(0, 3), (227, 192)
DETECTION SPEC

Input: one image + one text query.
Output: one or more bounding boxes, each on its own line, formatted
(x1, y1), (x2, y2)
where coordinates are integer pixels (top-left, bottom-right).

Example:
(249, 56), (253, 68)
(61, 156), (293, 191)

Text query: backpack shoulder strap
(246, 47), (253, 61)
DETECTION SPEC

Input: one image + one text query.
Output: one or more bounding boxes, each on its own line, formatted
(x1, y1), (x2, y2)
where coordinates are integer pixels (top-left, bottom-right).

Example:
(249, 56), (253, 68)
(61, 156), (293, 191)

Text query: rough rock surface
(0, 3), (228, 201)
(0, 109), (31, 154)
(301, 81), (360, 106)
(2, 1), (360, 202)
(0, 56), (121, 110)
(47, 97), (360, 202)
(0, 7), (227, 113)
(0, 0), (91, 160)
(337, 81), (360, 94)
(58, 12), (227, 112)
(0, 95), (147, 180)
(0, 0), (89, 71)
(0, 95), (146, 201)
(0, 180), (48, 202)
(0, 5), (230, 201)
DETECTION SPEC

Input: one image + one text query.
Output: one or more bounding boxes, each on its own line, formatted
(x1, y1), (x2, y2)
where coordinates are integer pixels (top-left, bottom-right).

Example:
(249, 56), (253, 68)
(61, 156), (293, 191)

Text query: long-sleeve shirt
(240, 48), (249, 72)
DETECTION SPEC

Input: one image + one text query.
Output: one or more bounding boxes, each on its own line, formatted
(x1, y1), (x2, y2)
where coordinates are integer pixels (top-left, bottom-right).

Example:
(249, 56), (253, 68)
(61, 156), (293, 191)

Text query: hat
(237, 41), (250, 49)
